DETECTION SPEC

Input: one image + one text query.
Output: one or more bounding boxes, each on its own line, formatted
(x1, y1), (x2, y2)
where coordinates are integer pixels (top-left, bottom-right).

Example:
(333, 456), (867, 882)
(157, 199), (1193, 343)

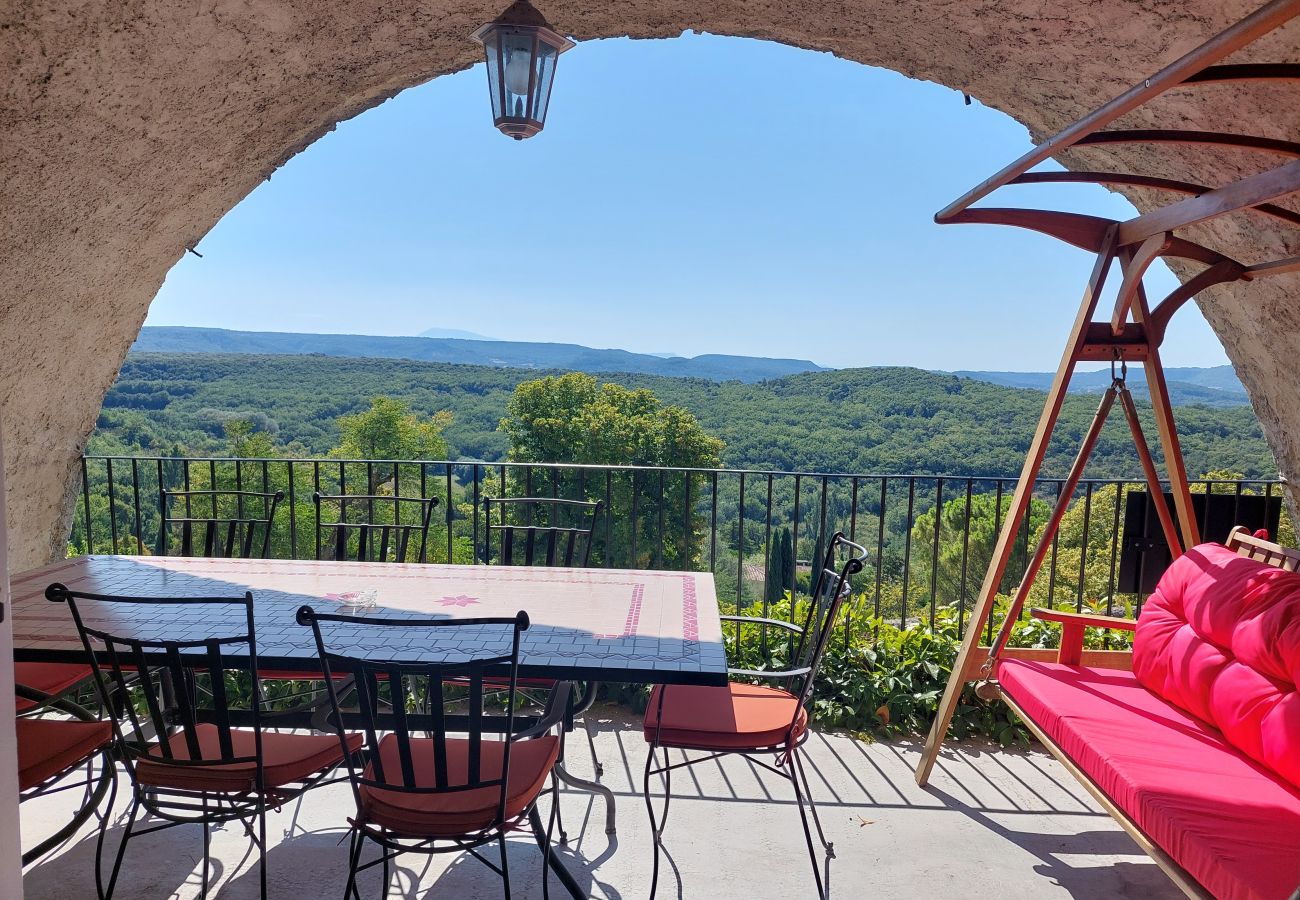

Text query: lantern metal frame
(471, 0), (574, 140)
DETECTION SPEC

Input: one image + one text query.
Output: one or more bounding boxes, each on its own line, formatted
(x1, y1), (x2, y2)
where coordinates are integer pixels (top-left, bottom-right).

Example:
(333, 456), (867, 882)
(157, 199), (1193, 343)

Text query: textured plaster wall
(1, 0), (1297, 570)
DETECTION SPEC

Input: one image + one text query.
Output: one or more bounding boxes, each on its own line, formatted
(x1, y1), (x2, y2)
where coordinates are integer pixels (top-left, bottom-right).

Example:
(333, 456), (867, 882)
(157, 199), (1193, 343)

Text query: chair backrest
(297, 606), (532, 834)
(789, 533), (869, 711)
(159, 488), (284, 558)
(313, 491), (438, 563)
(44, 583), (264, 797)
(482, 497), (602, 567)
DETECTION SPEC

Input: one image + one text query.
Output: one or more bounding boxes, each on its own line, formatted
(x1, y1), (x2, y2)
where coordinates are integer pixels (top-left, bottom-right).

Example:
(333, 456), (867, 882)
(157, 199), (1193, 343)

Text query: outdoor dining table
(9, 554), (728, 898)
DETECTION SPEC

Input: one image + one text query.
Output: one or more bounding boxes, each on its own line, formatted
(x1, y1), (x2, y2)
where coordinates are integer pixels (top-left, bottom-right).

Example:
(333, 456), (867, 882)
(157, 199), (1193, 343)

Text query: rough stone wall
(1, 0), (1297, 570)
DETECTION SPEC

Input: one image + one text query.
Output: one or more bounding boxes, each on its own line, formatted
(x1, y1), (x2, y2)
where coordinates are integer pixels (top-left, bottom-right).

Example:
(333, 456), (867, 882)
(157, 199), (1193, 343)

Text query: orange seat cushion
(136, 723), (362, 793)
(360, 734), (559, 838)
(642, 682), (807, 751)
(14, 662), (94, 713)
(258, 668), (350, 681)
(17, 718), (113, 792)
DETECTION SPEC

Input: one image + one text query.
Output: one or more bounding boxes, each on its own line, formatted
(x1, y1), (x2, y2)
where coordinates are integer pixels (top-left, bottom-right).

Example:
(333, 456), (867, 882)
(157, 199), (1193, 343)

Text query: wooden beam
(935, 0), (1300, 220)
(1182, 62), (1300, 84)
(1145, 260), (1244, 345)
(1077, 129), (1300, 159)
(1080, 322), (1149, 361)
(1117, 159), (1300, 246)
(988, 386), (1120, 661)
(960, 646), (1133, 680)
(1131, 292), (1201, 547)
(941, 208), (1115, 252)
(1117, 386), (1184, 558)
(1245, 255), (1300, 278)
(1010, 171), (1300, 228)
(915, 229), (1118, 786)
(1112, 234), (1172, 333)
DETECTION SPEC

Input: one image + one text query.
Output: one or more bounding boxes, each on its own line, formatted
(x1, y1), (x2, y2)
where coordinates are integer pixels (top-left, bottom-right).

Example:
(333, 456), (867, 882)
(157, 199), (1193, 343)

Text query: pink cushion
(1000, 660), (1300, 900)
(1134, 542), (1300, 790)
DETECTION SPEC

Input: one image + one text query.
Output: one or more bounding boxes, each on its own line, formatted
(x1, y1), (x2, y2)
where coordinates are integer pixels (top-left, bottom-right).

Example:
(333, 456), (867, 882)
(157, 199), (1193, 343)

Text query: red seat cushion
(136, 723), (362, 793)
(258, 669), (350, 681)
(359, 734), (559, 837)
(16, 718), (113, 792)
(14, 662), (94, 713)
(1000, 660), (1300, 900)
(642, 682), (807, 751)
(1134, 542), (1300, 791)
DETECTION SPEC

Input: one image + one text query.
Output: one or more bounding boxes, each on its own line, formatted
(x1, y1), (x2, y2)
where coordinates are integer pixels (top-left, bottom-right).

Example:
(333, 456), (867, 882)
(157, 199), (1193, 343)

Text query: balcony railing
(72, 455), (1282, 640)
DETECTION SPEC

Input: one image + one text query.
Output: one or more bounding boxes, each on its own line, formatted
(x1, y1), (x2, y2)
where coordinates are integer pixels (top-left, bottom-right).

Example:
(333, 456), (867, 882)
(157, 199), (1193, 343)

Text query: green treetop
(333, 397), (453, 462)
(500, 372), (723, 468)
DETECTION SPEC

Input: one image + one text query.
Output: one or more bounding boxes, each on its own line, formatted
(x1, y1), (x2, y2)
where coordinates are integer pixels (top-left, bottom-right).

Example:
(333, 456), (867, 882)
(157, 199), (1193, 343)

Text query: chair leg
(380, 832), (391, 900)
(201, 798), (212, 898)
(258, 804), (268, 899)
(343, 830), (363, 900)
(643, 744), (673, 900)
(99, 793), (139, 900)
(581, 715), (604, 779)
(92, 758), (120, 900)
(541, 775), (560, 900)
(788, 749), (829, 900)
(498, 833), (512, 900)
(792, 748), (835, 857)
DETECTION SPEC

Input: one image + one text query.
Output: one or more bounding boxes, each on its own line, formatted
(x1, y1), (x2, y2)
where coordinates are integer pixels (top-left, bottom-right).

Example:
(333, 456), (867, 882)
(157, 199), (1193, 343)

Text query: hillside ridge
(134, 326), (824, 383)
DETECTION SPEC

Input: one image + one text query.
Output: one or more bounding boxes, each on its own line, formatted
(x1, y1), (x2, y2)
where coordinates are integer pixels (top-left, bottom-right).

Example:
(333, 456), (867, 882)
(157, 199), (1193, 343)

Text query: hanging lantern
(471, 0), (574, 140)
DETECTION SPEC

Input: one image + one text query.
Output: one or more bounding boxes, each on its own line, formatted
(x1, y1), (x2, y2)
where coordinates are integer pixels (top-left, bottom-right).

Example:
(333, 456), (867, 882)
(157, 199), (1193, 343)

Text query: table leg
(530, 806), (587, 899)
(555, 760), (617, 836)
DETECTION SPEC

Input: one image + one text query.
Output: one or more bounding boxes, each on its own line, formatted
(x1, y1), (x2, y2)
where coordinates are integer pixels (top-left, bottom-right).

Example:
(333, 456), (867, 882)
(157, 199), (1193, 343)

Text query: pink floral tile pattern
(439, 594), (481, 607)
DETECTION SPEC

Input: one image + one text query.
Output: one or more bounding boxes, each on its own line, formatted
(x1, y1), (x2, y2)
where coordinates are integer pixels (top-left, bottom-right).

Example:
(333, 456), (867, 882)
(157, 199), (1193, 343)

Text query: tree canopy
(500, 372), (724, 468)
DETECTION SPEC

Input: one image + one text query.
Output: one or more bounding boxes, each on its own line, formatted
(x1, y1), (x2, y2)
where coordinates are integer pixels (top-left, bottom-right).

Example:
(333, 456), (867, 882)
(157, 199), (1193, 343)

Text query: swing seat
(998, 539), (1300, 900)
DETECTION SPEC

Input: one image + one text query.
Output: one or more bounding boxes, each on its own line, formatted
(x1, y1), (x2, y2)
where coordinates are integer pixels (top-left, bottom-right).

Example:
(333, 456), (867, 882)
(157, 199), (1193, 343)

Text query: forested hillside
(133, 326), (823, 383)
(94, 353), (1276, 478)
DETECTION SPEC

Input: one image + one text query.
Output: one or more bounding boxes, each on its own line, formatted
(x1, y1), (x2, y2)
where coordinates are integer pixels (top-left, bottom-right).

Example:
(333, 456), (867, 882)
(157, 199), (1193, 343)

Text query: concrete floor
(22, 706), (1180, 899)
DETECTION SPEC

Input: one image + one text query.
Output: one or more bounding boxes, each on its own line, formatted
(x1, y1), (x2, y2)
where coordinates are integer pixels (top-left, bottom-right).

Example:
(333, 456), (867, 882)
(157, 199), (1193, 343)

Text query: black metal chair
(159, 488), (284, 558)
(313, 491), (438, 563)
(46, 583), (362, 900)
(16, 687), (115, 867)
(641, 532), (868, 900)
(297, 605), (563, 900)
(482, 497), (602, 568)
(482, 497), (610, 835)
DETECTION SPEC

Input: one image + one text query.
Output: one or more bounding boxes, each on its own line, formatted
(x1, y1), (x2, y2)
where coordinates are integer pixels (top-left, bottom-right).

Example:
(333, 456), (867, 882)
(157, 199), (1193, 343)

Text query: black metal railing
(72, 455), (1282, 640)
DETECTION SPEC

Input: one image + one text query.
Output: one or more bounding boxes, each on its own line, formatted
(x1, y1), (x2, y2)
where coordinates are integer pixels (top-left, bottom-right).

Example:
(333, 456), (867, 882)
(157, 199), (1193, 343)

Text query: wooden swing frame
(915, 0), (1300, 786)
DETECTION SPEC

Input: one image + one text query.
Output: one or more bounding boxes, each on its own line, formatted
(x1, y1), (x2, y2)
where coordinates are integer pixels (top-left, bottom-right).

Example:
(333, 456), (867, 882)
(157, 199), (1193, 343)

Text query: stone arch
(1, 0), (1297, 569)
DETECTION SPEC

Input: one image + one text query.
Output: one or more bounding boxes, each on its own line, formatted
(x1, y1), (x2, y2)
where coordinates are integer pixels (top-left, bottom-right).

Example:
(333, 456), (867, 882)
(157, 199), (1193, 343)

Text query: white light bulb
(504, 51), (533, 95)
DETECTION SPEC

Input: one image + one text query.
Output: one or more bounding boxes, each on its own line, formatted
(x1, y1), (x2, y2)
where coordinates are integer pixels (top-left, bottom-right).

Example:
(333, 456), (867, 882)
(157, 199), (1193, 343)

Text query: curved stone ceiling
(1, 0), (1297, 569)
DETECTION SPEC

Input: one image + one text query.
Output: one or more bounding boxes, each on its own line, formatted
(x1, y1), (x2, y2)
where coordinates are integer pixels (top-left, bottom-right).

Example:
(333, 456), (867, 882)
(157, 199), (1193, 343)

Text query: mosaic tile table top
(10, 556), (727, 686)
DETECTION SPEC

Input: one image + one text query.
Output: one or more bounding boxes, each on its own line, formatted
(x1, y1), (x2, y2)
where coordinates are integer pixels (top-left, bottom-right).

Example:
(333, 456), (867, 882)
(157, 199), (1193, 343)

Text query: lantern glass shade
(472, 3), (573, 140)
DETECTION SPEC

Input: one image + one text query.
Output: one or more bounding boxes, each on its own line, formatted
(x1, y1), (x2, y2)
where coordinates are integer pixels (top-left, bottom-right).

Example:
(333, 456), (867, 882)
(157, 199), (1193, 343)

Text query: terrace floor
(22, 707), (1180, 899)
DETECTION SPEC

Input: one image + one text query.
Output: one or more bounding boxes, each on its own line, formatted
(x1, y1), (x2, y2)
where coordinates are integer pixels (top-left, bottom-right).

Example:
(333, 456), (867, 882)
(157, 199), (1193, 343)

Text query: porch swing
(911, 2), (1300, 898)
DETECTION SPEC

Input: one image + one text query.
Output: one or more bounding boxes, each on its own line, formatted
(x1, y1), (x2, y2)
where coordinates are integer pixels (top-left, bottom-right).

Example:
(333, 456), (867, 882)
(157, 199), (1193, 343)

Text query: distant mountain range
(417, 327), (498, 341)
(132, 326), (1246, 406)
(133, 327), (825, 383)
(949, 366), (1249, 408)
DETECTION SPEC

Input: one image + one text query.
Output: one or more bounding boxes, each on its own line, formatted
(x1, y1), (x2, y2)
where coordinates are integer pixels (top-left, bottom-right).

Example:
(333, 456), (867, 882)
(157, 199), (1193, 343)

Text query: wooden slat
(960, 646), (1134, 680)
(1117, 159), (1300, 246)
(1226, 525), (1300, 570)
(935, 0), (1300, 219)
(915, 229), (1119, 787)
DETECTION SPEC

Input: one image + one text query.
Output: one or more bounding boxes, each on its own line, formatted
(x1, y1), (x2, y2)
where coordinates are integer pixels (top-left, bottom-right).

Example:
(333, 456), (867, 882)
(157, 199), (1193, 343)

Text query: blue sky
(146, 33), (1230, 371)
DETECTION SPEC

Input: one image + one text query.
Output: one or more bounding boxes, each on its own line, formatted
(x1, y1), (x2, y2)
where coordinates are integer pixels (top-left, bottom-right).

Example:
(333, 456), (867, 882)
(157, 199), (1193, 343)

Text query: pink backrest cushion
(1134, 542), (1300, 790)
